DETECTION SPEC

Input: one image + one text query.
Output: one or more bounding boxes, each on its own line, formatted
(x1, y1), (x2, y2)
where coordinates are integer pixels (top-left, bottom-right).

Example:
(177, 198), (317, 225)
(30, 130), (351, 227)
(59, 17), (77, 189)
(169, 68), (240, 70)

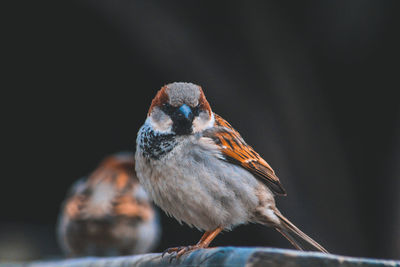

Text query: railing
(2, 247), (399, 267)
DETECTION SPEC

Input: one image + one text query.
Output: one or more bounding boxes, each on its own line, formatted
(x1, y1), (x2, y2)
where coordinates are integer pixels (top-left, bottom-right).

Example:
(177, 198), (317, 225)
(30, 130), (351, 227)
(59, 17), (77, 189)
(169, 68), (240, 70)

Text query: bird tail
(273, 210), (328, 253)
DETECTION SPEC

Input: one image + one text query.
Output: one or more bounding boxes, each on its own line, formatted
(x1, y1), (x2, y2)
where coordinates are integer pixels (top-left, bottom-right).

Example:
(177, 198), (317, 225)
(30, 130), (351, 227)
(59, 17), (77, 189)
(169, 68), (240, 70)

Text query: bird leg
(163, 226), (223, 260)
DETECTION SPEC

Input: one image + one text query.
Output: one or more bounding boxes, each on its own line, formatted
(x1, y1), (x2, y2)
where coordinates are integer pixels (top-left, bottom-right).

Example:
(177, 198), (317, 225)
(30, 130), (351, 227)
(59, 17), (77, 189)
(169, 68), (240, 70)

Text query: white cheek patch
(147, 111), (173, 133)
(149, 117), (173, 132)
(193, 112), (215, 133)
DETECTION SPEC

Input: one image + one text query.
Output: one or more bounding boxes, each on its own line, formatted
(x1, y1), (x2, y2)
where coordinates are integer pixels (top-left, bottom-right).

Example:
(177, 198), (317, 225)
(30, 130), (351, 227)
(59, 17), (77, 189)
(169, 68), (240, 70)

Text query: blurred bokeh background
(2, 0), (399, 262)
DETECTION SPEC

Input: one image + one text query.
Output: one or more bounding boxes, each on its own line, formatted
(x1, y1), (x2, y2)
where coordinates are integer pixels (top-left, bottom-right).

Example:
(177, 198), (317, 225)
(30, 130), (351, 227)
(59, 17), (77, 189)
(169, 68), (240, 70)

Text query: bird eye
(162, 103), (175, 114)
(192, 105), (200, 116)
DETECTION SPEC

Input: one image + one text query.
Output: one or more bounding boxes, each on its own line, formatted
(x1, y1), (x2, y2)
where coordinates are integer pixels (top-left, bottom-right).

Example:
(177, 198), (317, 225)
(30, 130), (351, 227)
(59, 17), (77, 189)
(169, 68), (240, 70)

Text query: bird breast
(135, 134), (262, 231)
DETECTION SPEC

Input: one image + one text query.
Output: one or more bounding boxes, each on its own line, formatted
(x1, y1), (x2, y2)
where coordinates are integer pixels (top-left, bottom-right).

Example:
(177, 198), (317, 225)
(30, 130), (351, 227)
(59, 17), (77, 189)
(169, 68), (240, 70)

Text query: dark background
(1, 0), (399, 261)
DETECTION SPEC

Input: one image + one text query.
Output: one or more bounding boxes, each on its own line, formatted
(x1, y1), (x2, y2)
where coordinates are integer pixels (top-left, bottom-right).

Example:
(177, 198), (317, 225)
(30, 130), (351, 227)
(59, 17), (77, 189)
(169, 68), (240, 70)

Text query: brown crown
(147, 84), (212, 116)
(148, 85), (169, 116)
(197, 86), (212, 115)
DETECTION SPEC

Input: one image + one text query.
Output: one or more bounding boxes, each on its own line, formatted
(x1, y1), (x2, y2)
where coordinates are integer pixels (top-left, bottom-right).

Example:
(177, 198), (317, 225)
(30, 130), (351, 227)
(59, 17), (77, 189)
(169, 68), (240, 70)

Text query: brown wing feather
(206, 113), (286, 196)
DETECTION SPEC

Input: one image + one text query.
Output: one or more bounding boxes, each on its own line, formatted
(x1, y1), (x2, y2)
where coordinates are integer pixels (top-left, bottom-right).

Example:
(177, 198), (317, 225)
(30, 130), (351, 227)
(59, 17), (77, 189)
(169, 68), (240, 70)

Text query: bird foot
(162, 245), (201, 261)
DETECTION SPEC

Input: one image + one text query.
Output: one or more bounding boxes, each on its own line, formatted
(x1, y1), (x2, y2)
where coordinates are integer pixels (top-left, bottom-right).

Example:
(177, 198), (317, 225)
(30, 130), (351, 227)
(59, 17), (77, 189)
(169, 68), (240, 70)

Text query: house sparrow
(135, 82), (328, 258)
(57, 152), (160, 257)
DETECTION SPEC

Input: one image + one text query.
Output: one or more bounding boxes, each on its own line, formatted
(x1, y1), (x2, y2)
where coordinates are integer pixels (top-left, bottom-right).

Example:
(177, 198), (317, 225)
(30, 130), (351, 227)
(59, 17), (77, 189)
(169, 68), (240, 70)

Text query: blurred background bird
(57, 152), (160, 257)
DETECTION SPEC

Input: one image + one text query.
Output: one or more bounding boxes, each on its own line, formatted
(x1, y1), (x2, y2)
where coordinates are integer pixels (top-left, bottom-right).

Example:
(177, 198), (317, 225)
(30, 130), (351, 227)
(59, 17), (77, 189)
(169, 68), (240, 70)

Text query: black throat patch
(137, 124), (177, 160)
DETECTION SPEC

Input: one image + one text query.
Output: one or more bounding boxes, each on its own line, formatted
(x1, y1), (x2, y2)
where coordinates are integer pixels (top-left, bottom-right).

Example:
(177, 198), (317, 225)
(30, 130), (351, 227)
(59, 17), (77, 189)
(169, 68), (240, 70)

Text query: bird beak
(178, 104), (194, 121)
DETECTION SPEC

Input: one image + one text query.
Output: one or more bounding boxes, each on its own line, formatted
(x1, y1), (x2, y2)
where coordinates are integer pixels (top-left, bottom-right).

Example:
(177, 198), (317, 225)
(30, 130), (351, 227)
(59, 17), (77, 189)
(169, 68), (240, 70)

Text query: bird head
(146, 82), (214, 135)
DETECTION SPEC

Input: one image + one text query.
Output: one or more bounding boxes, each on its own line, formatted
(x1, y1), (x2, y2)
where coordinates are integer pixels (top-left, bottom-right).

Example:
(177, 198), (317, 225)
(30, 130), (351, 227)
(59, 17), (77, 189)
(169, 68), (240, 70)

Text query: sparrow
(135, 82), (328, 258)
(57, 152), (160, 257)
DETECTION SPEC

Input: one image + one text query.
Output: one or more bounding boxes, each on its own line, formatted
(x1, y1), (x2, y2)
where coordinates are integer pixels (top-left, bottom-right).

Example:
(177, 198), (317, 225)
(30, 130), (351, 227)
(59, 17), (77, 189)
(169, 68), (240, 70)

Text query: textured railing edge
(1, 247), (399, 267)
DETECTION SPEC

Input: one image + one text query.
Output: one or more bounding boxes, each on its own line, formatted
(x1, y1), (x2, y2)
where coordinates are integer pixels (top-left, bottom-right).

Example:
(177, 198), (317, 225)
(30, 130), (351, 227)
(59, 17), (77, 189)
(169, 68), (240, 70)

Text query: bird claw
(162, 245), (199, 261)
(162, 246), (182, 257)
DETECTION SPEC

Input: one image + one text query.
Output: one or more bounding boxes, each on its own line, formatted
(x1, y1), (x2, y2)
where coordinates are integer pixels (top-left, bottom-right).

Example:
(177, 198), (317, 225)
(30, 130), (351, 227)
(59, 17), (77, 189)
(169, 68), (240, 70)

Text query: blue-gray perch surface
(2, 247), (399, 267)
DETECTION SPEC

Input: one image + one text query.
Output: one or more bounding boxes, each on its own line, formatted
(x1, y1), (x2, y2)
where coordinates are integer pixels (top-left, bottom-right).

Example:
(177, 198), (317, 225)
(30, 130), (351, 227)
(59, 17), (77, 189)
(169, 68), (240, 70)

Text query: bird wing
(203, 113), (286, 196)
